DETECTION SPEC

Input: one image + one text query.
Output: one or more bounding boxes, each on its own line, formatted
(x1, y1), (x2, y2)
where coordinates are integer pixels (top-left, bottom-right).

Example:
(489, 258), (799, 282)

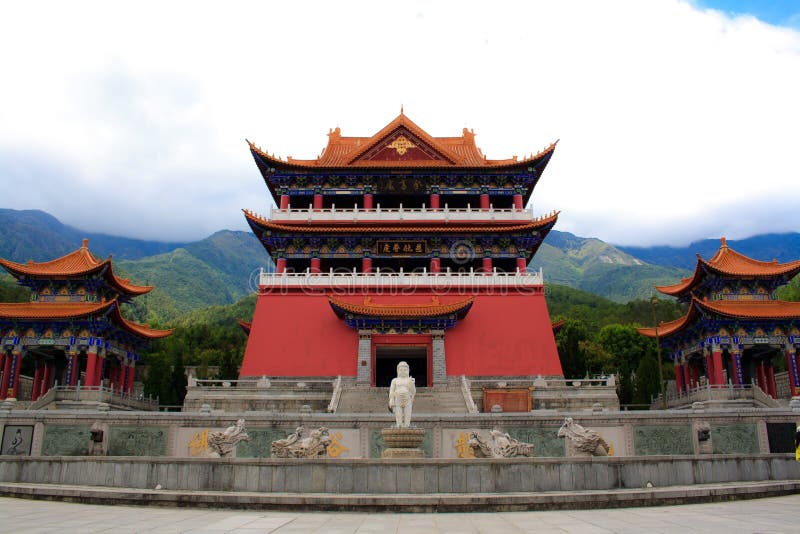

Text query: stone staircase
(335, 386), (470, 414)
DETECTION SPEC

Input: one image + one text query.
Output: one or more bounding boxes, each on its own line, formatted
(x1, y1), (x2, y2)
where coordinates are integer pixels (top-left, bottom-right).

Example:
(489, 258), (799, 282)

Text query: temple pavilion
(0, 240), (171, 405)
(639, 238), (800, 404)
(240, 112), (565, 390)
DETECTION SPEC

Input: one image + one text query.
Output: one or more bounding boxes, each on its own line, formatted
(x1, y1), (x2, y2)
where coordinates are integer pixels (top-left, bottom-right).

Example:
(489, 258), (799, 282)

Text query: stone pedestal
(380, 428), (425, 459)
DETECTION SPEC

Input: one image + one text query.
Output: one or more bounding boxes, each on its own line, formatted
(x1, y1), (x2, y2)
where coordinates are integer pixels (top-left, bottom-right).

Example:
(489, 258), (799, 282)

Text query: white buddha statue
(388, 361), (416, 428)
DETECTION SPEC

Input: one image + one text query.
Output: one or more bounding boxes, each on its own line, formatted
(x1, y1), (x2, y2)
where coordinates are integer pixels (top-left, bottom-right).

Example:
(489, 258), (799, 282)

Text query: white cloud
(0, 0), (798, 245)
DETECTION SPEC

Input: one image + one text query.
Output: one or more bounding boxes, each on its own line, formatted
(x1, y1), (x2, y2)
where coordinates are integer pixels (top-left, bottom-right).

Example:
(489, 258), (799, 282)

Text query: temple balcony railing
(269, 205), (534, 223)
(650, 380), (781, 410)
(258, 268), (545, 288)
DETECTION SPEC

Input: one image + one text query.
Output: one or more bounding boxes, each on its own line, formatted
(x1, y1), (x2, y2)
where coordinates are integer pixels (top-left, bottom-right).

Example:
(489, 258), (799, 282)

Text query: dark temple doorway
(374, 345), (429, 387)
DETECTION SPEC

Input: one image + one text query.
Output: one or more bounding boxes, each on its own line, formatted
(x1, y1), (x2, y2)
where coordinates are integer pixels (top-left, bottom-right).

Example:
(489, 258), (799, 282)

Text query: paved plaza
(1, 493), (799, 533)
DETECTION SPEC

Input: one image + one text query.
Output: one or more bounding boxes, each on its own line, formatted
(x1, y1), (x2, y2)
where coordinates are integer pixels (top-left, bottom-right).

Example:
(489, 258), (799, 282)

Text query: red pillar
(31, 363), (43, 401)
(68, 353), (78, 386)
(730, 351), (742, 385)
(10, 352), (22, 398)
(482, 257), (493, 273)
(711, 348), (723, 385)
(310, 257), (321, 274)
(95, 354), (105, 388)
(430, 257), (441, 273)
(276, 258), (286, 274)
(279, 194), (289, 210)
(765, 363), (777, 398)
(363, 193), (373, 210)
(126, 365), (136, 394)
(361, 257), (372, 273)
(682, 363), (691, 390)
(480, 193), (490, 209)
(704, 352), (713, 384)
(1, 353), (12, 398)
(786, 348), (800, 397)
(756, 361), (767, 392)
(513, 194), (524, 210)
(429, 193), (440, 210)
(85, 351), (98, 387)
(42, 363), (53, 395)
(674, 362), (684, 393)
(516, 257), (527, 273)
(313, 194), (323, 211)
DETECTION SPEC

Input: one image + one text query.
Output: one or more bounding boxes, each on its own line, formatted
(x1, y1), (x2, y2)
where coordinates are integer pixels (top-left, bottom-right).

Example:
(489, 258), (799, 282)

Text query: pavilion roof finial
(82, 238), (89, 249)
(400, 104), (404, 115)
(720, 236), (727, 248)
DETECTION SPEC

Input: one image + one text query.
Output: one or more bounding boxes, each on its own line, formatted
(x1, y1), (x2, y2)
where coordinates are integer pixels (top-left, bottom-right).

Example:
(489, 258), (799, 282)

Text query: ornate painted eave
(656, 237), (800, 298)
(0, 299), (172, 340)
(329, 295), (474, 319)
(243, 209), (559, 234)
(638, 297), (800, 339)
(237, 319), (252, 336)
(0, 239), (153, 297)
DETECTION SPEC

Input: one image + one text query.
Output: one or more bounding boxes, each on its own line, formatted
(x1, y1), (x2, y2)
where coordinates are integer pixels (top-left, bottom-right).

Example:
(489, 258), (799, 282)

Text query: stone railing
(270, 204), (534, 223)
(651, 382), (781, 410)
(184, 377), (336, 413)
(460, 376), (479, 414)
(327, 375), (343, 413)
(259, 268), (544, 288)
(28, 385), (157, 411)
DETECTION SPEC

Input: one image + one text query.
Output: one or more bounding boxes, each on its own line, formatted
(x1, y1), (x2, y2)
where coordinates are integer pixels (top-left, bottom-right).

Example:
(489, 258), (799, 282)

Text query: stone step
(336, 387), (468, 414)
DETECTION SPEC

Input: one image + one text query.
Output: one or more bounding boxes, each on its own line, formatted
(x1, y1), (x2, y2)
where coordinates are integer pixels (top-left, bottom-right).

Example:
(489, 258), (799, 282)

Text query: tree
(618, 361), (633, 405)
(555, 318), (589, 378)
(169, 351), (187, 406)
(633, 355), (661, 405)
(596, 324), (656, 370)
(579, 340), (615, 375)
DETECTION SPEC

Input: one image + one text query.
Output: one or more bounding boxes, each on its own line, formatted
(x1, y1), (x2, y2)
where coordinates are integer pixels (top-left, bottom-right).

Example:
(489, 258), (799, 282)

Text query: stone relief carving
(271, 426), (332, 458)
(389, 361), (415, 428)
(468, 430), (535, 458)
(633, 425), (693, 456)
(207, 419), (250, 458)
(557, 418), (610, 457)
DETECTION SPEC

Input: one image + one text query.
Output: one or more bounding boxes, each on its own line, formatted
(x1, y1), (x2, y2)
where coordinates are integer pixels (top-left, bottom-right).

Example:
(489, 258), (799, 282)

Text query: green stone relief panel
(236, 428), (290, 458)
(507, 427), (565, 457)
(108, 427), (167, 456)
(634, 425), (692, 455)
(369, 428), (432, 458)
(42, 425), (91, 456)
(711, 423), (759, 454)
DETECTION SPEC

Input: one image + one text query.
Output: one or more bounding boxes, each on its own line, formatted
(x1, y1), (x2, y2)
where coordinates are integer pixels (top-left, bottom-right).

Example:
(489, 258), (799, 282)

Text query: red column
(704, 352), (713, 384)
(711, 348), (723, 385)
(786, 348), (800, 397)
(516, 257), (527, 273)
(429, 193), (440, 210)
(1, 353), (12, 398)
(279, 194), (289, 210)
(430, 257), (441, 273)
(682, 363), (691, 390)
(126, 365), (136, 394)
(276, 258), (286, 274)
(31, 363), (43, 401)
(765, 363), (777, 398)
(95, 354), (105, 387)
(42, 363), (53, 395)
(480, 193), (490, 209)
(361, 257), (372, 273)
(310, 258), (321, 274)
(10, 352), (22, 398)
(730, 351), (742, 385)
(482, 257), (493, 273)
(68, 353), (78, 386)
(674, 362), (684, 393)
(313, 194), (323, 211)
(363, 193), (373, 210)
(756, 362), (767, 392)
(85, 351), (98, 387)
(513, 194), (523, 210)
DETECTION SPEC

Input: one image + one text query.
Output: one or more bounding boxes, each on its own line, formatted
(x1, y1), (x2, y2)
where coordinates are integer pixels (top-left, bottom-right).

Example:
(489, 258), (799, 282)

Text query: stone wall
(2, 408), (799, 459)
(1, 454), (798, 494)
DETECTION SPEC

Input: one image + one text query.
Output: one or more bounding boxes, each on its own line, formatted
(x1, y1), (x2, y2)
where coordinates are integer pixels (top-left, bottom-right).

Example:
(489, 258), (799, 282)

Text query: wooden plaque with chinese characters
(376, 240), (427, 256)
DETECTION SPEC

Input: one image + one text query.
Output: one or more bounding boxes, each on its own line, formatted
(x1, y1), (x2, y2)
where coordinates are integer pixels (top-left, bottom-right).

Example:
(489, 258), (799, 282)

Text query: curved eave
(104, 265), (154, 296)
(328, 296), (474, 319)
(0, 300), (116, 320)
(109, 305), (173, 339)
(237, 319), (252, 336)
(551, 319), (566, 335)
(243, 209), (559, 234)
(697, 299), (800, 320)
(249, 139), (557, 171)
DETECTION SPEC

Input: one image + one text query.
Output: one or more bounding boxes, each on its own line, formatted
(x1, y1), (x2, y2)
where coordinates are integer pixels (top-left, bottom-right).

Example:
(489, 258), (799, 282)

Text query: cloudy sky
(1, 0), (798, 247)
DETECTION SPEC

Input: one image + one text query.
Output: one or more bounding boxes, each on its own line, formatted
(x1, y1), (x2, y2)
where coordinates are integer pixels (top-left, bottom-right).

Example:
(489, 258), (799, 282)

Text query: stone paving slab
(1, 492), (800, 532)
(0, 480), (799, 513)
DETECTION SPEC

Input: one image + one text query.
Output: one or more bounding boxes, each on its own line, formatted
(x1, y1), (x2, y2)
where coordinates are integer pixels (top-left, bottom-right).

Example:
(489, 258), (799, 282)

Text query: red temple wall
(240, 288), (563, 378)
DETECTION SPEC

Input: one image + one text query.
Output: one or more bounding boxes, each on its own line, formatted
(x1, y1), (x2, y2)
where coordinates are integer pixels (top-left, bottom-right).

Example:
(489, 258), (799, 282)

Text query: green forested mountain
(531, 231), (691, 302)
